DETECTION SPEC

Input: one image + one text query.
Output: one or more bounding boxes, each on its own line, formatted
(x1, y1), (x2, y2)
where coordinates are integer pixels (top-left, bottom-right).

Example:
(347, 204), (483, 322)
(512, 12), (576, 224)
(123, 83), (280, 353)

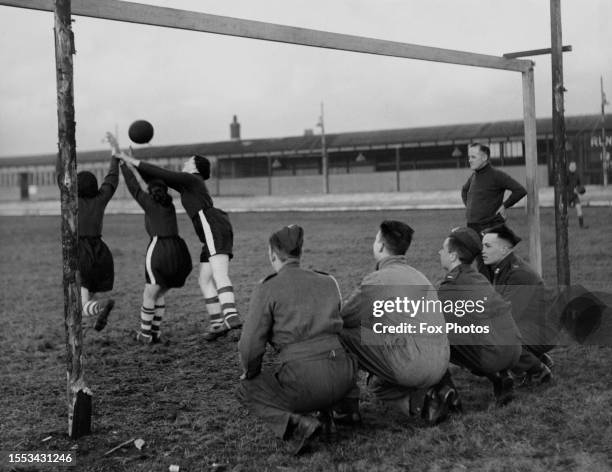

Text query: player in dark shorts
(113, 140), (242, 341)
(77, 155), (119, 331)
(121, 162), (193, 344)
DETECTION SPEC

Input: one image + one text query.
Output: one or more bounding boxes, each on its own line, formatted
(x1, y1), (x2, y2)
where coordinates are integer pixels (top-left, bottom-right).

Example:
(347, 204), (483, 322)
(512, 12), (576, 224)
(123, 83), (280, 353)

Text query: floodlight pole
(550, 0), (570, 287)
(54, 0), (92, 438)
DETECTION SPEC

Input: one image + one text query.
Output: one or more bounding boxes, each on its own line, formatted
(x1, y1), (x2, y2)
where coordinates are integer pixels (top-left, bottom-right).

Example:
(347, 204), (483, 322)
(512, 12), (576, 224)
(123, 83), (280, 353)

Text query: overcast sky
(0, 0), (610, 157)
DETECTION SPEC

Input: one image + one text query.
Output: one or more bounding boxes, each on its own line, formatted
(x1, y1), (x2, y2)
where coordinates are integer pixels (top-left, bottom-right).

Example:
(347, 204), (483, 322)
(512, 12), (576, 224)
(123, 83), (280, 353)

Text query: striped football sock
(140, 305), (155, 337)
(205, 296), (224, 328)
(83, 300), (102, 317)
(217, 286), (241, 329)
(152, 304), (165, 341)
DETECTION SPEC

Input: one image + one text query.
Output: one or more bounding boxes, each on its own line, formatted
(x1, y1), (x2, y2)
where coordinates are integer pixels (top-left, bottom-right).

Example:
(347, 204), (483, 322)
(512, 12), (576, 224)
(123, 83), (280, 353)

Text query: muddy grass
(1, 207), (611, 472)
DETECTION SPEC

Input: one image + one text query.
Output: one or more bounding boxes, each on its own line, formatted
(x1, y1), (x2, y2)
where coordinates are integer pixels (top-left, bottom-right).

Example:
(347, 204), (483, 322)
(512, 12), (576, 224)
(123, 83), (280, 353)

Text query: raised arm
(136, 161), (194, 193)
(120, 162), (151, 210)
(106, 130), (191, 192)
(98, 156), (120, 203)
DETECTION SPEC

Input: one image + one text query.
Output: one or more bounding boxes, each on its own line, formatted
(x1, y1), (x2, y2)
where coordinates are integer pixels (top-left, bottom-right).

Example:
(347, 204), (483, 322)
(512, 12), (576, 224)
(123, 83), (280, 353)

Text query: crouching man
(238, 225), (356, 455)
(436, 227), (523, 406)
(337, 220), (451, 424)
(482, 224), (556, 385)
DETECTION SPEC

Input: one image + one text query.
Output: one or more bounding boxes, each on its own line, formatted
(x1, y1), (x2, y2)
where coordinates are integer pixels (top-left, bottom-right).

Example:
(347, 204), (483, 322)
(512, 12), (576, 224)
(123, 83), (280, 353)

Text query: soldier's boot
(528, 363), (553, 385)
(316, 409), (338, 443)
(490, 370), (515, 407)
(287, 414), (322, 455)
(540, 353), (554, 370)
(332, 397), (362, 426)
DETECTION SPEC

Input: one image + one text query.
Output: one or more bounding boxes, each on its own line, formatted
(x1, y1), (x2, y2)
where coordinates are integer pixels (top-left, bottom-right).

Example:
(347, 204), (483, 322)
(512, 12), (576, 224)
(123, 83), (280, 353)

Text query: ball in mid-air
(128, 120), (154, 144)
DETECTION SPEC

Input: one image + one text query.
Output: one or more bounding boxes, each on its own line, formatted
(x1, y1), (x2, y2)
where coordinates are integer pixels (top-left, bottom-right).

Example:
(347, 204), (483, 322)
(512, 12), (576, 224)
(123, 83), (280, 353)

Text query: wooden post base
(69, 389), (92, 439)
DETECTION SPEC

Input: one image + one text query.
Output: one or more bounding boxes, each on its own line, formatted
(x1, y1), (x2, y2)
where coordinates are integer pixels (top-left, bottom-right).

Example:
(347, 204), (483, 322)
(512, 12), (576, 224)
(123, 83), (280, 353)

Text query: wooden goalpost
(0, 0), (542, 437)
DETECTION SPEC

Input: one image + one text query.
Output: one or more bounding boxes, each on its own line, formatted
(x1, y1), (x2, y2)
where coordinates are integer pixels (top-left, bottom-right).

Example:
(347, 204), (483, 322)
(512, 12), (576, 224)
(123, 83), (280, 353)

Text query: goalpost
(0, 0), (541, 437)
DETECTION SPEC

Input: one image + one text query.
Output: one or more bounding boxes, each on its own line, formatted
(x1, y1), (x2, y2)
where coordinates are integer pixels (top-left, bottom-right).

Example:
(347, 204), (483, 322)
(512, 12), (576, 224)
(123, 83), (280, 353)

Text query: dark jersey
(121, 164), (179, 237)
(137, 162), (213, 218)
(461, 163), (527, 225)
(78, 158), (119, 237)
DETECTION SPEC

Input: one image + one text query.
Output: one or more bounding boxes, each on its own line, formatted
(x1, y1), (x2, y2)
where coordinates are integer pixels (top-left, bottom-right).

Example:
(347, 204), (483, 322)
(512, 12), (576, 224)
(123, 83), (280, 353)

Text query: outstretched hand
(105, 132), (138, 165)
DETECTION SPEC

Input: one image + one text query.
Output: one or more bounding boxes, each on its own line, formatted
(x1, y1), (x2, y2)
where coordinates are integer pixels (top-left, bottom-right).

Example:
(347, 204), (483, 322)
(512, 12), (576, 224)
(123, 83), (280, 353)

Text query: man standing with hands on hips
(461, 143), (527, 274)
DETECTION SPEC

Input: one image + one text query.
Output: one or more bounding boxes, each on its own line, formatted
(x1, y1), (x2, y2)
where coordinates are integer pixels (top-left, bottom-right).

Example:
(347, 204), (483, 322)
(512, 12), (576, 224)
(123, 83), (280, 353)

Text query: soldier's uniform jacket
(439, 263), (522, 347)
(238, 260), (343, 379)
(490, 253), (557, 346)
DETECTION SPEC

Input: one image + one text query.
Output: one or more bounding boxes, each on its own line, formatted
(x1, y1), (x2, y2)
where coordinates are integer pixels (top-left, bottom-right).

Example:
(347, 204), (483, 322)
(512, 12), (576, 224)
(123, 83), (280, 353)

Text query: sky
(0, 0), (611, 158)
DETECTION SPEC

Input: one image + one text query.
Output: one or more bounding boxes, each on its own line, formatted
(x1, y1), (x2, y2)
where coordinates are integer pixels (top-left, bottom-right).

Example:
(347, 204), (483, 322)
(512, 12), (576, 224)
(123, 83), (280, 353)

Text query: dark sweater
(78, 158), (119, 237)
(121, 164), (179, 238)
(461, 163), (527, 224)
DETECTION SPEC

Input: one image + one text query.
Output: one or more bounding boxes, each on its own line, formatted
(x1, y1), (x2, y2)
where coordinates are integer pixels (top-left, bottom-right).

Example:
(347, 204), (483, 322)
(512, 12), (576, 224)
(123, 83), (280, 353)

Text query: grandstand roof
(1, 113), (610, 168)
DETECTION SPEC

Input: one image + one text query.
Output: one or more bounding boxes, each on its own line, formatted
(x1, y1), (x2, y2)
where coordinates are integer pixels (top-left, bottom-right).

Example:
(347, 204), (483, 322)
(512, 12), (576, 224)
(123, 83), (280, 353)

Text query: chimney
(230, 115), (241, 140)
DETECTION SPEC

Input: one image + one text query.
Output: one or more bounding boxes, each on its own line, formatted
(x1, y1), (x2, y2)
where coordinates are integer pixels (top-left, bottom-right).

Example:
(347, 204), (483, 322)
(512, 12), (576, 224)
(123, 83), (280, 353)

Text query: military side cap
(449, 227), (482, 258)
(484, 223), (522, 247)
(270, 224), (304, 257)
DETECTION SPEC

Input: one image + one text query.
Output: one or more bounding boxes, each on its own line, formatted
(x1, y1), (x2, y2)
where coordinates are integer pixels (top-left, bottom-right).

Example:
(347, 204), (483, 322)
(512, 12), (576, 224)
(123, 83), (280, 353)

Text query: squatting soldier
(238, 225), (356, 455)
(337, 220), (451, 424)
(436, 227), (522, 406)
(482, 224), (556, 384)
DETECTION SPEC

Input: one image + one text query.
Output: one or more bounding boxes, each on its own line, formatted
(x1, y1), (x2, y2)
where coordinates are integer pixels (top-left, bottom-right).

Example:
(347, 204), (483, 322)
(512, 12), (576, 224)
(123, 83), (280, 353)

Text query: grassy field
(1, 207), (611, 472)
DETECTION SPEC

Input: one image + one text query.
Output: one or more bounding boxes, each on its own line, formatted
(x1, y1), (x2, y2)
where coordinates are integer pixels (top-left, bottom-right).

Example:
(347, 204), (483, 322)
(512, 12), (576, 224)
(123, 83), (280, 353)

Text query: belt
(279, 334), (343, 362)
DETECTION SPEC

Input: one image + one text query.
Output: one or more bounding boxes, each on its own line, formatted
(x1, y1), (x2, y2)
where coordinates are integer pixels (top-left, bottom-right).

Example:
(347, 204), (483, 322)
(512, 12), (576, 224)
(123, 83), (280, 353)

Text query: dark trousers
(239, 349), (356, 438)
(339, 327), (449, 403)
(450, 344), (521, 377)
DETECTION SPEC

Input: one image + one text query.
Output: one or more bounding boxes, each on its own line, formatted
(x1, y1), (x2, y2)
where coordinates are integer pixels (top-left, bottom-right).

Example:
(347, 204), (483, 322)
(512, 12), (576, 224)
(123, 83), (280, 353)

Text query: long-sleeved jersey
(121, 164), (179, 237)
(461, 163), (527, 225)
(78, 158), (119, 237)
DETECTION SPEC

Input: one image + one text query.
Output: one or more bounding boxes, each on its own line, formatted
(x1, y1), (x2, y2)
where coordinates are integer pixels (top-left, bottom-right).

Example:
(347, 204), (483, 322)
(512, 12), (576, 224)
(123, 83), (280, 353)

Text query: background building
(0, 114), (610, 201)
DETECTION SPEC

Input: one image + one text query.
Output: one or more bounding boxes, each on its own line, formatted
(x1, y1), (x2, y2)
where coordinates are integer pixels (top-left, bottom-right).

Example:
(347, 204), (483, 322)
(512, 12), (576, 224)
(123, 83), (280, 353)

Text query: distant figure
(110, 132), (241, 342)
(120, 162), (192, 344)
(461, 143), (527, 274)
(76, 155), (119, 331)
(238, 225), (356, 455)
(567, 161), (587, 228)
